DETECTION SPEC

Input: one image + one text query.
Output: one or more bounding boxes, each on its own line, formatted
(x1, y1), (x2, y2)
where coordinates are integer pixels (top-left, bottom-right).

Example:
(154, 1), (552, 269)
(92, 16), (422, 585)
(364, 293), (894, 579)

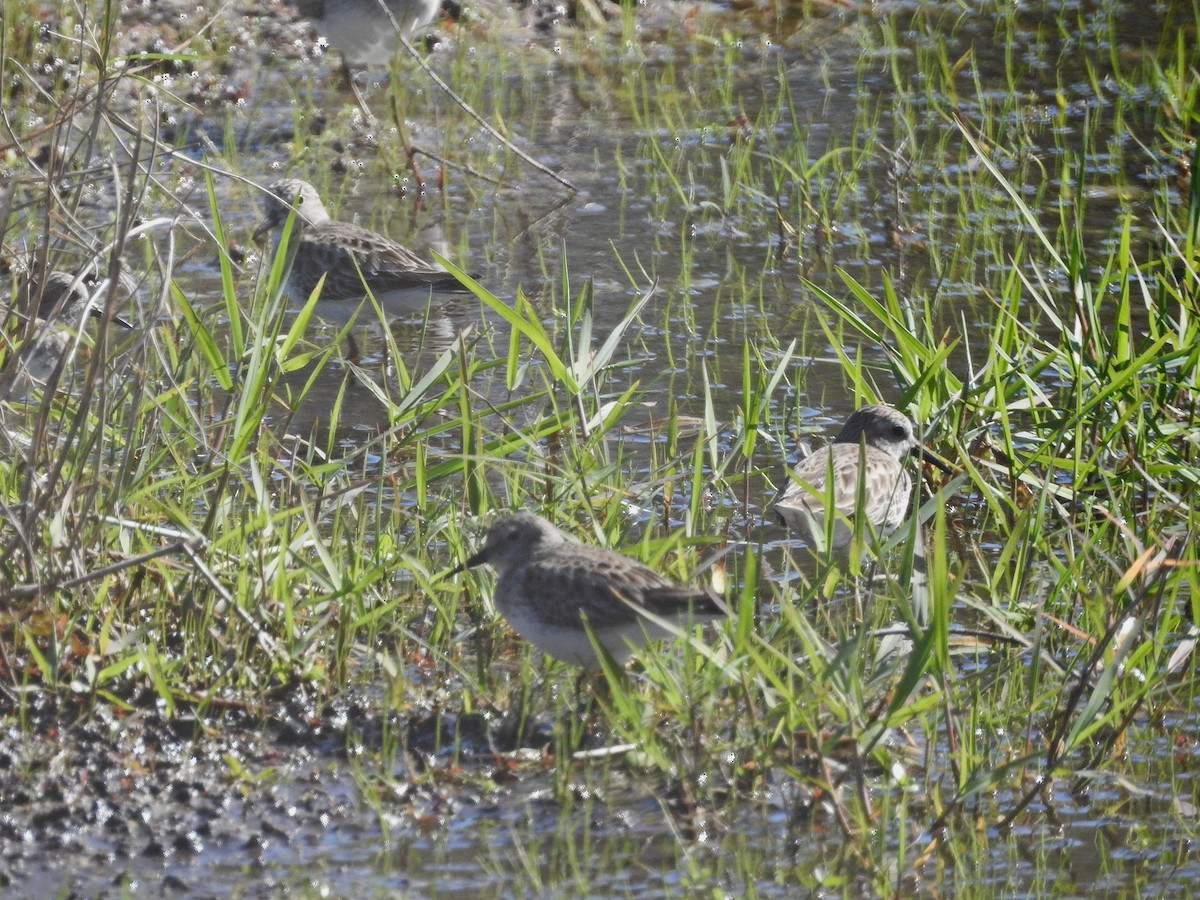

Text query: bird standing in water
(454, 512), (727, 667)
(769, 404), (947, 549)
(253, 178), (464, 307)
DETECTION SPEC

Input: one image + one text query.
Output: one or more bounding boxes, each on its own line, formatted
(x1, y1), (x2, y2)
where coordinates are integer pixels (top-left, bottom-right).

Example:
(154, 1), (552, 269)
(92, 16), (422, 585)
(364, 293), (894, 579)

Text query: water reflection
(270, 294), (476, 443)
(29, 2), (1187, 897)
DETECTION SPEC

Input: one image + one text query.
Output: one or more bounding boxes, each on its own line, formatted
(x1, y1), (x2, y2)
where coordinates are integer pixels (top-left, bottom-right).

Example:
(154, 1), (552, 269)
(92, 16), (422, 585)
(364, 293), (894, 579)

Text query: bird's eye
(892, 425), (907, 438)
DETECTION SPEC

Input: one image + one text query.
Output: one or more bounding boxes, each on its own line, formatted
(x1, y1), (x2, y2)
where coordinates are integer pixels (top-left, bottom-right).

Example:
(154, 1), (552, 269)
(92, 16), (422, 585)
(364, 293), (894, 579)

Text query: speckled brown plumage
(253, 179), (463, 303)
(459, 512), (727, 666)
(769, 404), (940, 549)
(1, 269), (131, 393)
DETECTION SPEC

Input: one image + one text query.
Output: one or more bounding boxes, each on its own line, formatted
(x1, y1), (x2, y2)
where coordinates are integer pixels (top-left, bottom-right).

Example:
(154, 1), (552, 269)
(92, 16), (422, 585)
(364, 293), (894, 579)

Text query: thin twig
(1, 539), (198, 602)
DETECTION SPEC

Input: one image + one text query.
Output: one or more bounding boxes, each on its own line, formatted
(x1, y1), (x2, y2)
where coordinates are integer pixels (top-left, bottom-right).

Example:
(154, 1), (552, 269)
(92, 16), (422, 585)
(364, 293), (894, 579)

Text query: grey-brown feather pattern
(461, 512), (726, 666)
(769, 405), (927, 548)
(254, 179), (463, 302)
(1, 268), (135, 394)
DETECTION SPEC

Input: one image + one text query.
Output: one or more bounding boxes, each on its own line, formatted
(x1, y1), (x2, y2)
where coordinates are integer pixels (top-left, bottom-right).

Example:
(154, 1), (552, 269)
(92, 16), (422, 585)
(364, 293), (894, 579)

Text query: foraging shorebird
(252, 178), (464, 307)
(768, 404), (947, 549)
(0, 268), (132, 395)
(296, 0), (441, 69)
(296, 0), (441, 115)
(454, 512), (727, 667)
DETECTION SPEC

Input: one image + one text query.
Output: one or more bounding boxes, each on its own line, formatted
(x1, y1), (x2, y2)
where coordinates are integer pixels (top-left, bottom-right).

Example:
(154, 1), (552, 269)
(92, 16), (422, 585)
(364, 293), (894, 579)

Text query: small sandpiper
(252, 178), (464, 306)
(296, 0), (441, 69)
(1, 268), (132, 394)
(454, 512), (728, 667)
(768, 404), (948, 549)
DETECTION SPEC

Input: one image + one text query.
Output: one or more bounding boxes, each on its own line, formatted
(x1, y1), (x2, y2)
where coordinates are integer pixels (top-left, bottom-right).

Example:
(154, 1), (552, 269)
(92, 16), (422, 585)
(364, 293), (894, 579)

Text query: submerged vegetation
(0, 0), (1197, 894)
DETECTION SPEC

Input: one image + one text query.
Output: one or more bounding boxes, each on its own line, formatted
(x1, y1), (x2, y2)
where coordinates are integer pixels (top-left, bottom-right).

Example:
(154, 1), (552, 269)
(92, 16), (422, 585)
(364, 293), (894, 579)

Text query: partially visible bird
(0, 268), (132, 395)
(454, 512), (728, 667)
(769, 404), (947, 549)
(296, 0), (442, 69)
(252, 178), (464, 307)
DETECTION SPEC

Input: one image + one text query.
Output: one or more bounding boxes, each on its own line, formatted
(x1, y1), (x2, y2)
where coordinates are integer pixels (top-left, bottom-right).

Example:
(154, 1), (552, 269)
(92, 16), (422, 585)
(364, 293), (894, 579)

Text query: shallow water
(184, 1), (1194, 892)
(222, 2), (1179, 458)
(3, 0), (1196, 895)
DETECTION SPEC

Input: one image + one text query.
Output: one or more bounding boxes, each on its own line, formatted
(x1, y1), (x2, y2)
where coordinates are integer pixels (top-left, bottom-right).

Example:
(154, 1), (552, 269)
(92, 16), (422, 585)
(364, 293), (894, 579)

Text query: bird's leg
(406, 144), (427, 203)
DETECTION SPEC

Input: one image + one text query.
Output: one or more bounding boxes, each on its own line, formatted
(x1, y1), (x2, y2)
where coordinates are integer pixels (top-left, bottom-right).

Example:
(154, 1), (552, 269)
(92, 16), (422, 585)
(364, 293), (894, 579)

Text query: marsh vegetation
(0, 0), (1197, 894)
